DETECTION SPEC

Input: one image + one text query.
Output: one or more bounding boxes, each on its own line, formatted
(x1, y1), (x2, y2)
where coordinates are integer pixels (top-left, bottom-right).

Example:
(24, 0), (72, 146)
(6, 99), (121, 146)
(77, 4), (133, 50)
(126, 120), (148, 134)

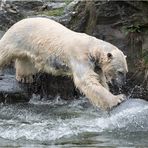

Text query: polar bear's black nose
(112, 72), (126, 88)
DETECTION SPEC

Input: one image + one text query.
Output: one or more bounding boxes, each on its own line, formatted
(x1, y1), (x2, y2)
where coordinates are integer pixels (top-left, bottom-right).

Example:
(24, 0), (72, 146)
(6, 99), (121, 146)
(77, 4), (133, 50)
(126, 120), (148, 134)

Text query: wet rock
(28, 73), (78, 100)
(0, 68), (78, 103)
(0, 74), (29, 103)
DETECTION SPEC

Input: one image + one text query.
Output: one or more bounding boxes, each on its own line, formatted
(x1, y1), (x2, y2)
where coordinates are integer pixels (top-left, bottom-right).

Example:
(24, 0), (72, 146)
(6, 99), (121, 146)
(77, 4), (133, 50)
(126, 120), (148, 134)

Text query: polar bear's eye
(107, 53), (113, 59)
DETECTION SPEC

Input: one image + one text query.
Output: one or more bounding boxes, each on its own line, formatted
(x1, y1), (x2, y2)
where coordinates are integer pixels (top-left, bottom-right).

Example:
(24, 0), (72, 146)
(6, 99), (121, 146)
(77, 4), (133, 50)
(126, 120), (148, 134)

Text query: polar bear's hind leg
(0, 47), (13, 68)
(15, 57), (37, 83)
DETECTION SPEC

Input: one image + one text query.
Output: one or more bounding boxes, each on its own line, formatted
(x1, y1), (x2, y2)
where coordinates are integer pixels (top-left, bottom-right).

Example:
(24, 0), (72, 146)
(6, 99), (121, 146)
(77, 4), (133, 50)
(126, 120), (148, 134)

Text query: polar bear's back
(0, 18), (76, 54)
(5, 17), (72, 36)
(0, 17), (94, 61)
(3, 18), (72, 42)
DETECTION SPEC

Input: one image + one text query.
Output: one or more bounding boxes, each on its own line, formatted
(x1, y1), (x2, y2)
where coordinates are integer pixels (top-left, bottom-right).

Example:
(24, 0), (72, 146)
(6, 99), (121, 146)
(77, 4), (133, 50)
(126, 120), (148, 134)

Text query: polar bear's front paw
(16, 75), (34, 83)
(108, 94), (126, 110)
(116, 94), (126, 103)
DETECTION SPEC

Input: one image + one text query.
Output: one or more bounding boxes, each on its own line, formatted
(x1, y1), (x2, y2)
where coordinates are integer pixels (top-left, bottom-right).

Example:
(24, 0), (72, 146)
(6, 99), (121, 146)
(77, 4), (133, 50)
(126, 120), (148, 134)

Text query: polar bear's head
(102, 50), (128, 87)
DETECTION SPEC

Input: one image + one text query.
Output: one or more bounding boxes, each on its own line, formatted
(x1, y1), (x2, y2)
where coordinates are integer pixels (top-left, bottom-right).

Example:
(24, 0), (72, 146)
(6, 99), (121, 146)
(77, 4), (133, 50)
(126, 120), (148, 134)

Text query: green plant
(123, 24), (143, 34)
(127, 24), (142, 33)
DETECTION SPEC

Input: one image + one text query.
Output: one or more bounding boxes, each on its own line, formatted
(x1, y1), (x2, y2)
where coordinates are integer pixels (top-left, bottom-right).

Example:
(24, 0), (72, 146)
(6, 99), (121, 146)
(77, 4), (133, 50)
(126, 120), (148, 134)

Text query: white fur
(0, 18), (128, 110)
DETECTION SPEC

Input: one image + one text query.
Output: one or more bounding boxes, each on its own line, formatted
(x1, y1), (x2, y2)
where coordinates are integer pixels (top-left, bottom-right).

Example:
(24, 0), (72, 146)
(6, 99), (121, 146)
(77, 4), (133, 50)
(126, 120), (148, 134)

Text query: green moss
(39, 0), (73, 16)
(64, 0), (73, 5)
(44, 0), (72, 5)
(42, 7), (64, 16)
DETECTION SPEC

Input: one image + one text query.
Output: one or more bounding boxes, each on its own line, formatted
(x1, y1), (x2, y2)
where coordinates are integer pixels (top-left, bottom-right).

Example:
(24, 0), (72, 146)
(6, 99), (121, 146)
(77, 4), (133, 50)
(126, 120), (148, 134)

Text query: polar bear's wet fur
(0, 18), (128, 110)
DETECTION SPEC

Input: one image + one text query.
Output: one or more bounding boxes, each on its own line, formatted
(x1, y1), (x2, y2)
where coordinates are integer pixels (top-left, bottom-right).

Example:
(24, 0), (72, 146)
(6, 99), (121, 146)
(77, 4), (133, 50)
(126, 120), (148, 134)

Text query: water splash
(0, 97), (147, 146)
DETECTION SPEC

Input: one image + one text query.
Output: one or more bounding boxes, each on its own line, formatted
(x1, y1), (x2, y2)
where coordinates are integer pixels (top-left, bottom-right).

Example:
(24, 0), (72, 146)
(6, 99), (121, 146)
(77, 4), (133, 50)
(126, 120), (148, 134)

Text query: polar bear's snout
(113, 71), (127, 88)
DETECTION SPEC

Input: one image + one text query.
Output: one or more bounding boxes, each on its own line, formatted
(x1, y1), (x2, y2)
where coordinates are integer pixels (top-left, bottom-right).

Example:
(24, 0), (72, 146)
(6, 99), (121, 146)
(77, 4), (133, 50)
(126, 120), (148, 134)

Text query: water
(0, 96), (148, 147)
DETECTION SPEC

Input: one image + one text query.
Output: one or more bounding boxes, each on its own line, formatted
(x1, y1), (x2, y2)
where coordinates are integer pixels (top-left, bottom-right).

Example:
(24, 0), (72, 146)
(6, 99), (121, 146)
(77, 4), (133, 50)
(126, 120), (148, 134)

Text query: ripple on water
(0, 97), (148, 146)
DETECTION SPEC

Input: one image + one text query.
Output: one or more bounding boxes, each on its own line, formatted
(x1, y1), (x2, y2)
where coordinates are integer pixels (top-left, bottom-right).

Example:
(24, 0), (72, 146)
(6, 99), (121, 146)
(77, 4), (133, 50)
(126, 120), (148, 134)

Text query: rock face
(28, 74), (78, 100)
(0, 74), (29, 103)
(0, 0), (147, 102)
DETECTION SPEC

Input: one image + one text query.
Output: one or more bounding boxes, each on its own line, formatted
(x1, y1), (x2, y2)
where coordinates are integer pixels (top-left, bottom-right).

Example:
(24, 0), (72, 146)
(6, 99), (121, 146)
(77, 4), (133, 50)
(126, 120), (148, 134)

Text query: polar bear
(0, 18), (128, 110)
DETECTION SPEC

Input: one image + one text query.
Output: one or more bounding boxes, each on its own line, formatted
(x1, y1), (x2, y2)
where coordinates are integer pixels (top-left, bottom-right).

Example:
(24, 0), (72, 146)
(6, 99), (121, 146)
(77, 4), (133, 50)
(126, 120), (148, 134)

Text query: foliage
(123, 24), (144, 34)
(126, 24), (142, 33)
(124, 23), (148, 34)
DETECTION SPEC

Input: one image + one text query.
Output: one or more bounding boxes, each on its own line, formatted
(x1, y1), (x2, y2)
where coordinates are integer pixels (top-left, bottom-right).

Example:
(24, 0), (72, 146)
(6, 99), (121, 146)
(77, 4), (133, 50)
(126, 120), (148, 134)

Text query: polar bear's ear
(107, 53), (113, 61)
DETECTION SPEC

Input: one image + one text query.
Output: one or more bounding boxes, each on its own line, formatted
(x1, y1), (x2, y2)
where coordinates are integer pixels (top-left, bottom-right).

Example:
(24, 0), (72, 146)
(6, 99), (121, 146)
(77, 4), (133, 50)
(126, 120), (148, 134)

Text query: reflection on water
(0, 96), (148, 147)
